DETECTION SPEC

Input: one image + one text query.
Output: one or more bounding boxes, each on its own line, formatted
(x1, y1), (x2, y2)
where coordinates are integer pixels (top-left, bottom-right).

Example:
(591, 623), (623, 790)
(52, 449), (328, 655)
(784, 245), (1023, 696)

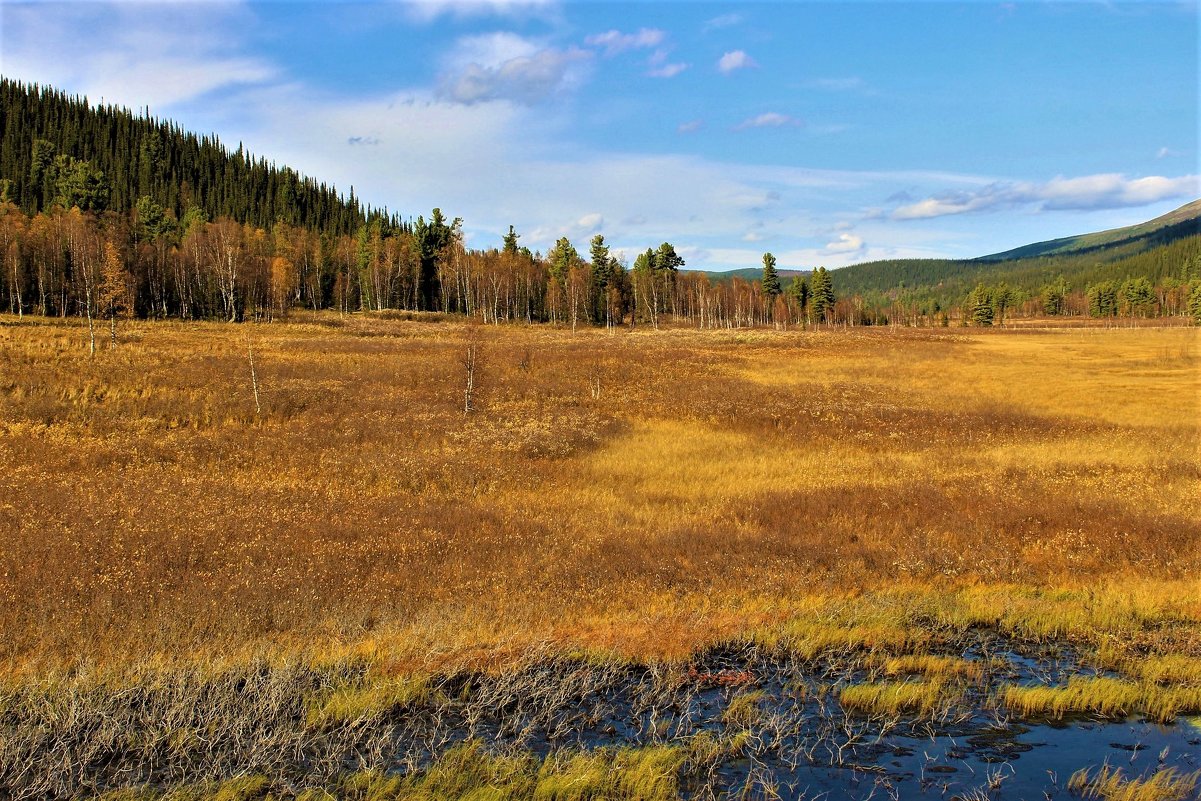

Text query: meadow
(1, 314), (1198, 797)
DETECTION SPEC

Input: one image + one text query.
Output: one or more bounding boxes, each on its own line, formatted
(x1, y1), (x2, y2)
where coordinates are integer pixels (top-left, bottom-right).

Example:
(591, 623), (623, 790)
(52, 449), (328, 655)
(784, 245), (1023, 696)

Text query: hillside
(827, 199), (1201, 308)
(0, 79), (393, 236)
(979, 198), (1201, 261)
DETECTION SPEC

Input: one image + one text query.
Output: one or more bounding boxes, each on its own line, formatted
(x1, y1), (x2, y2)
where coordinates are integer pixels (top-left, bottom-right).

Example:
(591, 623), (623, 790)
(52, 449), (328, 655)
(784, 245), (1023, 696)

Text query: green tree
(1120, 276), (1155, 317)
(547, 236), (579, 286)
(502, 225), (519, 255)
(54, 156), (109, 212)
(589, 234), (612, 323)
(414, 208), (458, 310)
(789, 276), (810, 319)
(1041, 277), (1068, 315)
(810, 267), (835, 322)
(1187, 281), (1201, 326)
(1086, 281), (1119, 317)
(761, 252), (781, 298)
(969, 283), (995, 326)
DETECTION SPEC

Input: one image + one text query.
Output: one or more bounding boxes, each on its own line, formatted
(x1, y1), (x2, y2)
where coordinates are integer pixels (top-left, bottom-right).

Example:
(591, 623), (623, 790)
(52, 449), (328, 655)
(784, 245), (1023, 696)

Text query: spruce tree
(761, 252), (781, 297)
(969, 284), (995, 326)
(810, 267), (835, 322)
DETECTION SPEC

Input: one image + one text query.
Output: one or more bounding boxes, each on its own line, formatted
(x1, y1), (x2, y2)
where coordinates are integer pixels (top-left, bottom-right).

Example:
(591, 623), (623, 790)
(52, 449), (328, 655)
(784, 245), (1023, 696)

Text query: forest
(3, 78), (1199, 335)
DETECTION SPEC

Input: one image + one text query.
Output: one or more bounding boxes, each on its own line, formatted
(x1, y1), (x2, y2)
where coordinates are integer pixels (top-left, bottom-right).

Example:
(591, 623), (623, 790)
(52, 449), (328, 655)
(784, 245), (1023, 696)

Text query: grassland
(1, 314), (1199, 795)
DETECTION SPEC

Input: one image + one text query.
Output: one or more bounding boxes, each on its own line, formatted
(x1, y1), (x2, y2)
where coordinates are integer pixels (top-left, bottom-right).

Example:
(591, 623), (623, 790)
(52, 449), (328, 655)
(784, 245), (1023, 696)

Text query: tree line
(2, 78), (1198, 332)
(0, 201), (865, 330)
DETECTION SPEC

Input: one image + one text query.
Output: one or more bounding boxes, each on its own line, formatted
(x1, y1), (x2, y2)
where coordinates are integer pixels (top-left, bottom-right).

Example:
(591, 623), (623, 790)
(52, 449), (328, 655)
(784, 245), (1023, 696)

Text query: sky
(1, 0), (1198, 270)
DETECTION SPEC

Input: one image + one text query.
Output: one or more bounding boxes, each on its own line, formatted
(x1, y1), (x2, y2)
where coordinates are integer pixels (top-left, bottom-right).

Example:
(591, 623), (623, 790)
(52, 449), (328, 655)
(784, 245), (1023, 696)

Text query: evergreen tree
(789, 276), (810, 318)
(1041, 277), (1068, 315)
(547, 237), (579, 286)
(1121, 276), (1155, 317)
(1188, 282), (1201, 326)
(1086, 281), (1119, 317)
(969, 284), (995, 326)
(502, 225), (520, 255)
(810, 267), (835, 322)
(589, 234), (611, 323)
(761, 252), (781, 297)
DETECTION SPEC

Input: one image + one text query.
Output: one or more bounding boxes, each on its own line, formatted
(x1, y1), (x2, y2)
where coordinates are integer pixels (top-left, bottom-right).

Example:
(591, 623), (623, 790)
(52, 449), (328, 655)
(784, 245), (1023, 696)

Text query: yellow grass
(1002, 677), (1201, 723)
(0, 316), (1197, 676)
(839, 679), (956, 716)
(1068, 766), (1201, 801)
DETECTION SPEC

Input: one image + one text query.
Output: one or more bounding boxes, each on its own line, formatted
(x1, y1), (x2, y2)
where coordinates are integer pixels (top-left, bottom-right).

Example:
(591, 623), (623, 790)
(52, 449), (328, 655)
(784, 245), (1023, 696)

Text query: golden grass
(839, 679), (956, 716)
(1067, 766), (1201, 801)
(0, 316), (1197, 675)
(93, 742), (686, 801)
(305, 674), (434, 729)
(1001, 677), (1201, 723)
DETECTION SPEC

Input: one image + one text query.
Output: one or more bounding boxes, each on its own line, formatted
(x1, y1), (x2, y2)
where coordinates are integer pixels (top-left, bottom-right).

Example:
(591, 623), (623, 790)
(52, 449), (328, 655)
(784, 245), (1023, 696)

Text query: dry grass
(1067, 765), (1200, 801)
(0, 316), (1197, 677)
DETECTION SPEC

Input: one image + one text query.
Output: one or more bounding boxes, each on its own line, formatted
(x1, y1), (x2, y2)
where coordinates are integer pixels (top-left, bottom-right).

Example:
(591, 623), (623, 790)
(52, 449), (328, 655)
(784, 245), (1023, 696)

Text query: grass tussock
(880, 654), (985, 681)
(838, 679), (956, 716)
(1067, 765), (1200, 801)
(305, 675), (434, 729)
(1002, 677), (1201, 723)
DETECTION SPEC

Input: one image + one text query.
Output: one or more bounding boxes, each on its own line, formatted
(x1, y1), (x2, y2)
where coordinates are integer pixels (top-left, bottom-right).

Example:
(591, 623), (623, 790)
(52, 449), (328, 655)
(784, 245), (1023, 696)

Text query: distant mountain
(691, 267), (805, 283)
(978, 199), (1201, 261)
(824, 199), (1201, 307)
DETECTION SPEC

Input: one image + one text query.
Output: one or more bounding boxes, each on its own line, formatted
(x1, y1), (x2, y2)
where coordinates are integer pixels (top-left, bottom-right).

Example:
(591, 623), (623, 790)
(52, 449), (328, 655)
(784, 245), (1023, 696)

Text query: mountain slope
(828, 200), (1201, 306)
(978, 198), (1201, 261)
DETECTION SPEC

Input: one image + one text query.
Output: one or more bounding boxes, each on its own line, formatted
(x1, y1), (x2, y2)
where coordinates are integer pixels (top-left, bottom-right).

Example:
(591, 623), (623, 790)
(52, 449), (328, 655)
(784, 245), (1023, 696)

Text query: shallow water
(387, 635), (1201, 799)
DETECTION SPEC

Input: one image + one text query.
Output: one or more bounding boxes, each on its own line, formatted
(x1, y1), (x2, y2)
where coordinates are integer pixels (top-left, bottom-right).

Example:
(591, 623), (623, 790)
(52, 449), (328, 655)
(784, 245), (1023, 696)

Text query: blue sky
(2, 0), (1197, 270)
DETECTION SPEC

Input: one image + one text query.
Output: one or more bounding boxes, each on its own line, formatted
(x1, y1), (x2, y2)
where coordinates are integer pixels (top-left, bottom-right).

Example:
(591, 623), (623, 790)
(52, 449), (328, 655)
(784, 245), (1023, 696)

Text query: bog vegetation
(3, 78), (1201, 798)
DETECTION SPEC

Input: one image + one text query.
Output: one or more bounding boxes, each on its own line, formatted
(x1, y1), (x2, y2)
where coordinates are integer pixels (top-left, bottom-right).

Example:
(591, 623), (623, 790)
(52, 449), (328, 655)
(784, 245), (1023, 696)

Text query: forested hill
(827, 200), (1201, 311)
(979, 198), (1201, 261)
(0, 78), (393, 236)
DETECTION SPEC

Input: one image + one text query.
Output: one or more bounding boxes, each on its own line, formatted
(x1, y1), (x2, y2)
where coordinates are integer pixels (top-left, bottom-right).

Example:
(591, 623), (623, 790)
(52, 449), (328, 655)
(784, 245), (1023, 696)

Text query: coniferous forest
(2, 78), (1200, 330)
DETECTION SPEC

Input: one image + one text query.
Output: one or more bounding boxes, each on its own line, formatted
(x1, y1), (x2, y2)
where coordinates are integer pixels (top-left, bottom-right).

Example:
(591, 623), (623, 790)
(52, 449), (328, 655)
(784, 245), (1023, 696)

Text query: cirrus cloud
(585, 28), (665, 55)
(734, 112), (802, 130)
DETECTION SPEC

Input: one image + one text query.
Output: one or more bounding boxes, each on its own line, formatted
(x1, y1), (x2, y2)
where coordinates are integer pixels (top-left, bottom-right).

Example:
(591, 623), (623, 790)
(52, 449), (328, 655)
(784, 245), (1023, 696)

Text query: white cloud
(825, 233), (864, 253)
(677, 119), (704, 134)
(401, 0), (558, 23)
(734, 112), (802, 130)
(1156, 146), (1183, 159)
(717, 50), (756, 74)
(648, 62), (689, 78)
(438, 36), (591, 105)
(585, 28), (665, 55)
(892, 173), (1200, 219)
(0, 2), (275, 111)
(703, 13), (742, 32)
